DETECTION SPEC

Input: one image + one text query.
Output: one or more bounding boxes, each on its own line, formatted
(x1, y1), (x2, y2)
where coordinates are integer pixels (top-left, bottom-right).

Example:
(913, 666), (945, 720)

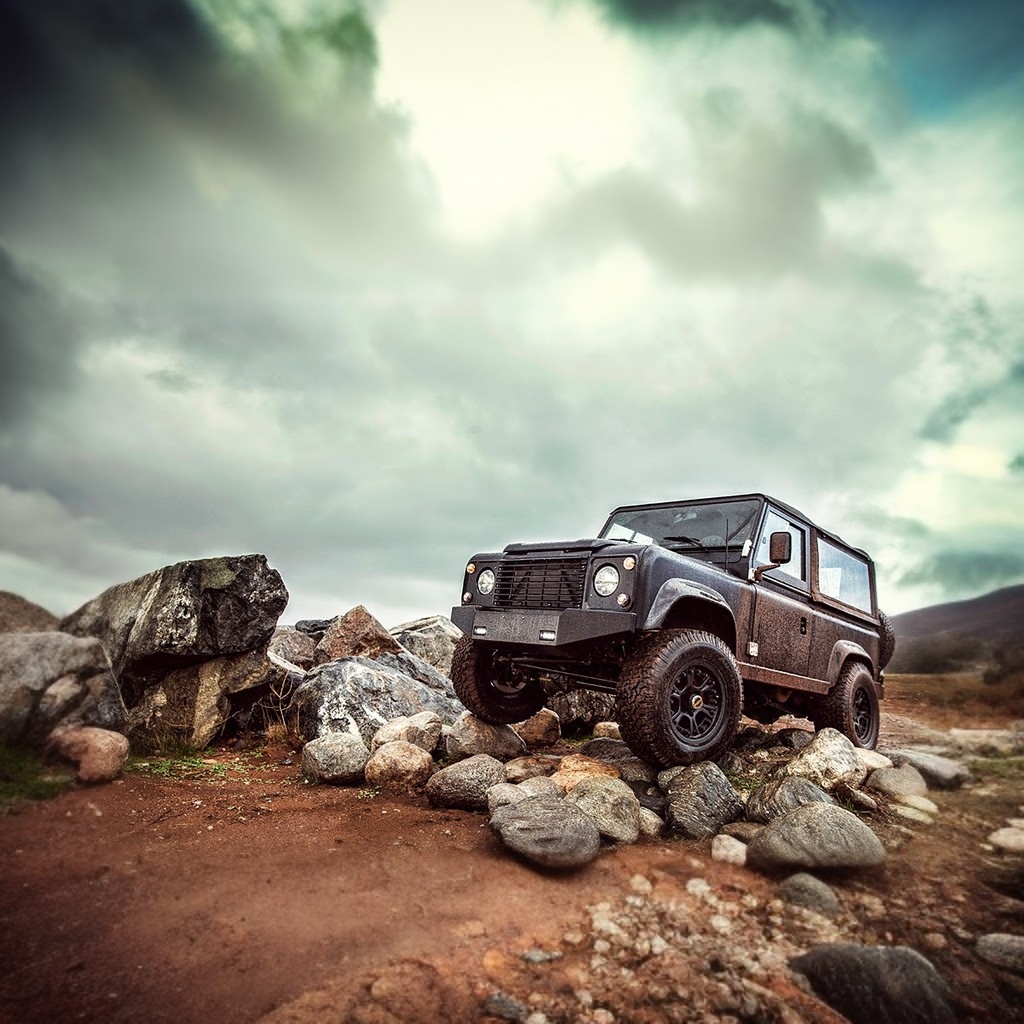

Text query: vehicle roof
(602, 492), (873, 562)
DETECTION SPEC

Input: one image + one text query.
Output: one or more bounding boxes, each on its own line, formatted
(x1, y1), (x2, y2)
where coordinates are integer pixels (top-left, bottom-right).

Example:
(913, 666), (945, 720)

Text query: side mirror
(769, 531), (792, 565)
(753, 531), (793, 582)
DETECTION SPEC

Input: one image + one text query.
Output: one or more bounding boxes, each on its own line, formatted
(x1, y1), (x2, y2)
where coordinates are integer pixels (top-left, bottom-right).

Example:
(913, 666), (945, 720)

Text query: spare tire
(877, 609), (896, 670)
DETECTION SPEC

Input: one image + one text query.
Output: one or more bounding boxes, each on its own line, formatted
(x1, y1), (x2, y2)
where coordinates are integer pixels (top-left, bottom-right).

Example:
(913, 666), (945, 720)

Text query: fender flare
(827, 640), (876, 686)
(642, 578), (735, 633)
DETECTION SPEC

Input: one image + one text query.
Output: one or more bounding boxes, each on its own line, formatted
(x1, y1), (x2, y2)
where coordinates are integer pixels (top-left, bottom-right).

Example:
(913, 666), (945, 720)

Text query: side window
(757, 509), (806, 584)
(817, 538), (872, 611)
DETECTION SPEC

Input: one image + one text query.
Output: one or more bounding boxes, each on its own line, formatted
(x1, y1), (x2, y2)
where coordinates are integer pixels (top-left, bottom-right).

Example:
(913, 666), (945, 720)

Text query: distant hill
(889, 584), (1024, 674)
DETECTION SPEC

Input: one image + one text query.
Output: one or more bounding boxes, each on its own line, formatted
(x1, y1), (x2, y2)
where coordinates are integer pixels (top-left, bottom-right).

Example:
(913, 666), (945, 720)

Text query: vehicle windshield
(599, 498), (763, 552)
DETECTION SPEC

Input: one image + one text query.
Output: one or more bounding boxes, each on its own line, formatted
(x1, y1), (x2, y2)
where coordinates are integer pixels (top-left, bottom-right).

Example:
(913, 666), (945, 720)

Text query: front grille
(493, 556), (588, 610)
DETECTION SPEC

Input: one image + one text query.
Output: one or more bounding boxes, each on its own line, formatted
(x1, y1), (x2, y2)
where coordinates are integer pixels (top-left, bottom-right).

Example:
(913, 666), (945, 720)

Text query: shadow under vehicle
(451, 494), (895, 768)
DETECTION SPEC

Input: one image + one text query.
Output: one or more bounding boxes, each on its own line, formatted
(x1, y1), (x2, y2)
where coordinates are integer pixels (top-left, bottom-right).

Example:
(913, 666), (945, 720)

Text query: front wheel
(813, 661), (880, 749)
(616, 629), (743, 769)
(450, 638), (546, 724)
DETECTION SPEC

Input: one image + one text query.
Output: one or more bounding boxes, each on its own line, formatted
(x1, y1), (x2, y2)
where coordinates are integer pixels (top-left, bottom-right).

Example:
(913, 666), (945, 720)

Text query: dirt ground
(1, 677), (1022, 1024)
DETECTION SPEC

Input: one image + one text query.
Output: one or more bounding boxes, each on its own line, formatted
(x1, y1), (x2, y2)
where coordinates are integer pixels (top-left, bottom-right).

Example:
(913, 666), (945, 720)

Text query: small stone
(592, 721), (621, 740)
(899, 794), (939, 814)
(777, 872), (841, 919)
(866, 763), (929, 800)
(711, 833), (747, 866)
(988, 827), (1024, 854)
(892, 805), (934, 824)
(976, 933), (1024, 975)
(513, 708), (561, 748)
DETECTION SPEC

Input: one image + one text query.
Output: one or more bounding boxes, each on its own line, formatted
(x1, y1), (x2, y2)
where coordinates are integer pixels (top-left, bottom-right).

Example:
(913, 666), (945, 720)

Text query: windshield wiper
(661, 534), (711, 552)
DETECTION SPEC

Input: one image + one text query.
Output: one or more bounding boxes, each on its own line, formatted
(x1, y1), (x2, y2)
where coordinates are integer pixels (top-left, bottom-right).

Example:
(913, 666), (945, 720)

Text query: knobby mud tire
(450, 637), (546, 724)
(814, 660), (880, 749)
(616, 629), (744, 769)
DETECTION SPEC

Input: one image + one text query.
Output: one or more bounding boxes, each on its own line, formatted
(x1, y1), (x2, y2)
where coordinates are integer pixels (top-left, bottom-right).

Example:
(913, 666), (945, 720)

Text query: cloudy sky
(2, 0), (1022, 627)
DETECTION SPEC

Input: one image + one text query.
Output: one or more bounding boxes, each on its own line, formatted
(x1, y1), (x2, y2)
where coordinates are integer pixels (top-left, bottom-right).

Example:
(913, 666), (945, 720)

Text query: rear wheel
(450, 638), (546, 724)
(814, 661), (880, 748)
(616, 629), (743, 768)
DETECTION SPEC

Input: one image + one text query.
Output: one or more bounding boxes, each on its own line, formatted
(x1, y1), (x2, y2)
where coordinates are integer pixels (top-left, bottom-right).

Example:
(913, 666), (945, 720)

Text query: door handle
(800, 617), (807, 636)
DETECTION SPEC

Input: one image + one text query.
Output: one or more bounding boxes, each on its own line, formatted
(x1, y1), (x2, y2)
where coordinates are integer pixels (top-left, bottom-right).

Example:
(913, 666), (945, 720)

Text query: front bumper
(451, 606), (636, 646)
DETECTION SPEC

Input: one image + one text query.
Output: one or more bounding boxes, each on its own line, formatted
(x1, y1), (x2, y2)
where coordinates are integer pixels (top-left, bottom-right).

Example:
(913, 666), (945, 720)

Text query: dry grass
(884, 671), (1024, 728)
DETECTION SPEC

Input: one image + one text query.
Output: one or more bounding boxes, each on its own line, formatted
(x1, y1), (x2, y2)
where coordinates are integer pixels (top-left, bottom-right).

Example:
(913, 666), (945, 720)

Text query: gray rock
(268, 626), (316, 671)
(775, 727), (814, 750)
(371, 711), (443, 753)
(363, 740), (434, 793)
(638, 807), (665, 838)
(301, 733), (370, 784)
(489, 796), (602, 869)
(865, 763), (928, 800)
(976, 933), (1024, 974)
(778, 727), (868, 792)
(292, 656), (462, 743)
(487, 782), (529, 813)
(314, 606), (405, 665)
(746, 776), (836, 824)
(778, 872), (842, 918)
(0, 631), (126, 748)
(564, 776), (641, 844)
(60, 554), (288, 700)
(790, 944), (955, 1024)
(881, 749), (971, 789)
(517, 774), (562, 800)
(389, 615), (462, 676)
(426, 754), (507, 810)
(746, 803), (886, 870)
(47, 726), (129, 783)
(545, 689), (617, 732)
(664, 762), (744, 839)
(446, 712), (527, 762)
(711, 833), (747, 865)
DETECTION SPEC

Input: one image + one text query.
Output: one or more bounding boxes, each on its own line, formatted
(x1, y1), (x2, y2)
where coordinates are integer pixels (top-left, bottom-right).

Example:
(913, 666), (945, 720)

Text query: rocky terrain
(1, 557), (1023, 1023)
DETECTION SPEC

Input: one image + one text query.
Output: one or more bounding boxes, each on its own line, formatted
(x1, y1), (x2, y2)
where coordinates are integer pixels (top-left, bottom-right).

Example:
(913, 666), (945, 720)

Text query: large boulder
(777, 728), (868, 792)
(59, 555), (288, 700)
(489, 796), (602, 869)
(746, 803), (886, 871)
(314, 606), (405, 665)
(564, 776), (641, 844)
(664, 762), (744, 839)
(389, 615), (462, 676)
(292, 655), (462, 743)
(301, 733), (370, 784)
(363, 740), (433, 793)
(125, 647), (286, 749)
(746, 776), (836, 824)
(790, 944), (954, 1024)
(425, 754), (507, 810)
(0, 631), (126, 748)
(446, 712), (527, 761)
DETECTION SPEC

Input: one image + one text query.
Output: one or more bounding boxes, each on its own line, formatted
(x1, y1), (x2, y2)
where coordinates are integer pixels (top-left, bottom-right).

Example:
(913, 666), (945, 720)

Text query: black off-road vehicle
(451, 494), (894, 769)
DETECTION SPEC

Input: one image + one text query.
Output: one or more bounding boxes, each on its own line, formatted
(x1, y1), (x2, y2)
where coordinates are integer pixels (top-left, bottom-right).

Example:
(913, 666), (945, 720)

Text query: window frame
(810, 530), (877, 619)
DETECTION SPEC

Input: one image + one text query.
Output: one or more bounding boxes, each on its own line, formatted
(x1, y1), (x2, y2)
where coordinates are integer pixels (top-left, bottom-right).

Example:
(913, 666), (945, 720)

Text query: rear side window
(817, 538), (872, 612)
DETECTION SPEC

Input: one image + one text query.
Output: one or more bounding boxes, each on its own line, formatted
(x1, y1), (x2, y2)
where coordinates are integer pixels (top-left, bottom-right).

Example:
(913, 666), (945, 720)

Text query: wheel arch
(826, 640), (878, 690)
(641, 581), (737, 653)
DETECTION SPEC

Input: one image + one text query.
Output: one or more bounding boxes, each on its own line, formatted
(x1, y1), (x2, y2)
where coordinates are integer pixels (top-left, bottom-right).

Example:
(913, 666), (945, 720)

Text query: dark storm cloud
(900, 549), (1024, 595)
(589, 0), (798, 32)
(0, 0), (430, 268)
(0, 247), (82, 430)
(1010, 454), (1024, 475)
(920, 358), (1024, 442)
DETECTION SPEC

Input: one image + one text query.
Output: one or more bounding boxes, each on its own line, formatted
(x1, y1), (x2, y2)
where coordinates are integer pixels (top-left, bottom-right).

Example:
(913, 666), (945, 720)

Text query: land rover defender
(450, 493), (894, 768)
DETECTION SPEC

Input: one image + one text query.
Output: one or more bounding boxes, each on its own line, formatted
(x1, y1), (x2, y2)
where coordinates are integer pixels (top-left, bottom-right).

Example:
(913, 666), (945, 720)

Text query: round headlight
(593, 564), (620, 597)
(477, 568), (496, 595)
